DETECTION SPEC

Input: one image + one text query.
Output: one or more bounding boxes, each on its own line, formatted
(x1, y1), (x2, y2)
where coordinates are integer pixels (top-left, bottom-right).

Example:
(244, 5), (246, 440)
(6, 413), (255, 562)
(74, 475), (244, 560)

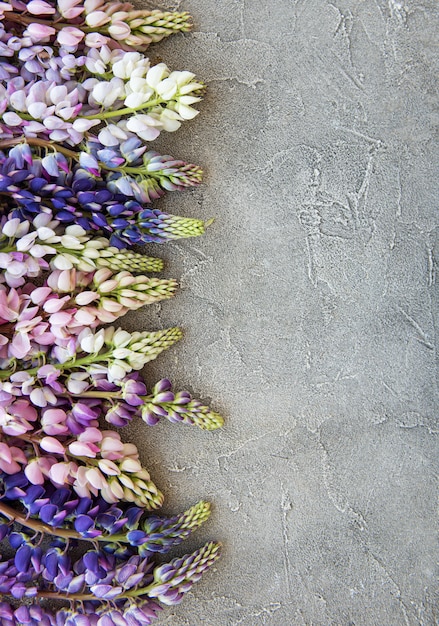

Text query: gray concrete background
(124, 1), (439, 624)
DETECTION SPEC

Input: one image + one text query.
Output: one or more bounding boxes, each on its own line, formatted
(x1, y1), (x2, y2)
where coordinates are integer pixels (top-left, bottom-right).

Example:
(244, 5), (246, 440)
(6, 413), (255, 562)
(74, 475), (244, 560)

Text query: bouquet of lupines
(0, 2), (223, 624)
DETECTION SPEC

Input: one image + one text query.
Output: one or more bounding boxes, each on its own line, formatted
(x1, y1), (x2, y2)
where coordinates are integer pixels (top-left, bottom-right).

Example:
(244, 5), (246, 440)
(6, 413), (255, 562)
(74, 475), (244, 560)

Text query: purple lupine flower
(0, 146), (205, 247)
(141, 379), (224, 430)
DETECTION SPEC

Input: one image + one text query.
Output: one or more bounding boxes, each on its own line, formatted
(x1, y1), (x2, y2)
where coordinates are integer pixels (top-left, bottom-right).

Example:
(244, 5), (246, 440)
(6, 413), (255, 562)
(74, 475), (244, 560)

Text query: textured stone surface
(131, 1), (439, 623)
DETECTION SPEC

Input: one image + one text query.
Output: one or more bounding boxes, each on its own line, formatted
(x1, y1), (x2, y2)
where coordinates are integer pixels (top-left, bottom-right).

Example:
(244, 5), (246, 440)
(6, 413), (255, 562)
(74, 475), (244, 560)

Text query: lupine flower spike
(0, 0), (222, 622)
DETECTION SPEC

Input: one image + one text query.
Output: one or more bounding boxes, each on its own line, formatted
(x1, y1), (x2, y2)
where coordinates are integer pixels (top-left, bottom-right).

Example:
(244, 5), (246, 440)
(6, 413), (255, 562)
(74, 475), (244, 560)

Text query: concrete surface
(127, 1), (439, 624)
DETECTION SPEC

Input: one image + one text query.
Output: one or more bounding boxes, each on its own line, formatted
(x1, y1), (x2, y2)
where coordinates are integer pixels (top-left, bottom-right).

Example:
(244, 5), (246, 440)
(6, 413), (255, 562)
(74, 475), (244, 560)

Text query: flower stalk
(0, 0), (222, 621)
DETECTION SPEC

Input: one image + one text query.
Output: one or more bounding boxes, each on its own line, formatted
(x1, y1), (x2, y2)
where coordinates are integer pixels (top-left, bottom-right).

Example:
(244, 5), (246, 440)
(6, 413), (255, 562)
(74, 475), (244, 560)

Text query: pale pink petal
(40, 436), (65, 454)
(25, 461), (45, 485)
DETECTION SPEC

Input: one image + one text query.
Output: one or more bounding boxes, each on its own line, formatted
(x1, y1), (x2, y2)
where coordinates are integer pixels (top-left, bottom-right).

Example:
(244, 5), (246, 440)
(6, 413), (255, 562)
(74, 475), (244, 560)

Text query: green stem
(81, 98), (164, 121)
(0, 349), (112, 381)
(38, 582), (158, 602)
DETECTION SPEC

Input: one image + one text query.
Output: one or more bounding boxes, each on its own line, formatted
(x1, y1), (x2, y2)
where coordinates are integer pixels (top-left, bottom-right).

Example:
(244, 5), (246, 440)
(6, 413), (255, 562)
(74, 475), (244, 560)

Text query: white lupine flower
(158, 108), (182, 132)
(35, 226), (57, 241)
(9, 90), (26, 112)
(112, 52), (149, 80)
(2, 218), (23, 238)
(124, 91), (149, 109)
(27, 102), (48, 119)
(125, 114), (162, 141)
(108, 360), (131, 381)
(16, 232), (38, 251)
(171, 70), (196, 86)
(91, 77), (125, 108)
(66, 372), (89, 394)
(59, 234), (85, 250)
(52, 254), (75, 270)
(72, 118), (100, 132)
(98, 123), (129, 147)
(156, 77), (178, 100)
(3, 112), (23, 126)
(66, 225), (87, 238)
(49, 85), (68, 105)
(112, 348), (132, 359)
(179, 81), (204, 95)
(110, 329), (130, 348)
(85, 10), (110, 27)
(173, 102), (200, 120)
(120, 458), (142, 473)
(79, 327), (105, 354)
(146, 63), (169, 88)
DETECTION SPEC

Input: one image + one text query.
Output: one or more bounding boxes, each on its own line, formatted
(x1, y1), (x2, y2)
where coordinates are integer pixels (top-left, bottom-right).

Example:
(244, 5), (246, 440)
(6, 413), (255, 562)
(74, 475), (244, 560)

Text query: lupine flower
(0, 270), (178, 361)
(145, 541), (221, 605)
(0, 52), (203, 145)
(2, 1), (192, 52)
(0, 212), (164, 285)
(0, 3), (221, 622)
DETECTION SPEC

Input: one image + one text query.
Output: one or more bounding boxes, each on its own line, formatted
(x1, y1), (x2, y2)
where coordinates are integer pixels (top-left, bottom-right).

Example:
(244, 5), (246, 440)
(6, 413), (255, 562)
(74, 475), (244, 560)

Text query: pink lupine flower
(43, 295), (72, 314)
(29, 385), (57, 407)
(0, 442), (11, 465)
(41, 408), (69, 436)
(78, 426), (102, 443)
(25, 23), (56, 42)
(58, 0), (84, 19)
(9, 332), (31, 359)
(40, 436), (66, 454)
(69, 440), (100, 458)
(26, 0), (55, 15)
(84, 32), (109, 48)
(25, 460), (45, 485)
(0, 405), (32, 436)
(49, 461), (76, 485)
(97, 459), (120, 475)
(56, 27), (85, 48)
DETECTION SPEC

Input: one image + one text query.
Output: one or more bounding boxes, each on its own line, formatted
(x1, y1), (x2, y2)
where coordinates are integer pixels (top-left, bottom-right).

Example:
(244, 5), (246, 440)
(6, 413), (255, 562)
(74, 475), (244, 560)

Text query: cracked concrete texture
(129, 0), (439, 624)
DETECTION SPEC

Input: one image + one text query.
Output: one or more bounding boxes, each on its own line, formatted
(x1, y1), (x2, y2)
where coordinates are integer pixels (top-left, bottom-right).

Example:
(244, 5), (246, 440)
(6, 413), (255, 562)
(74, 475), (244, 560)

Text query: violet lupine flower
(0, 471), (212, 555)
(0, 137), (202, 205)
(83, 137), (203, 203)
(0, 144), (205, 246)
(0, 602), (56, 626)
(141, 378), (225, 430)
(0, 553), (38, 599)
(2, 135), (204, 204)
(55, 599), (162, 626)
(146, 541), (221, 605)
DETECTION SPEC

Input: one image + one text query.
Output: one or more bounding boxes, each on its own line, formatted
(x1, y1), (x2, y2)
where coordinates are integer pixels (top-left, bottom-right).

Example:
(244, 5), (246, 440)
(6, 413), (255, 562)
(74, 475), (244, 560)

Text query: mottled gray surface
(130, 1), (439, 624)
